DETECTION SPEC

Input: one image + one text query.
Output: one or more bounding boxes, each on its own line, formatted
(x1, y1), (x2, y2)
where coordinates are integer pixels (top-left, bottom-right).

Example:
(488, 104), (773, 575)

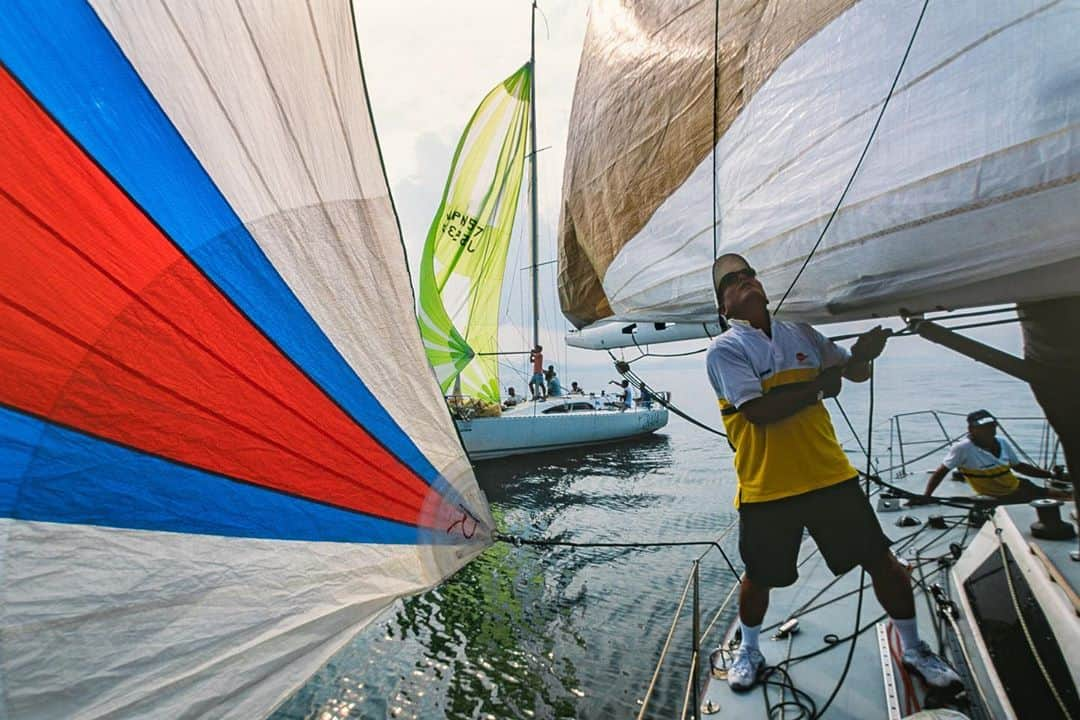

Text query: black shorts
(738, 478), (892, 588)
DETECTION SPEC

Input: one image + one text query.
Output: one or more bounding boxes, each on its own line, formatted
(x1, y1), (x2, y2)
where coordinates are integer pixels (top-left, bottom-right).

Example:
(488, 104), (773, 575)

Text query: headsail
(0, 2), (490, 718)
(419, 65), (532, 402)
(559, 0), (1080, 329)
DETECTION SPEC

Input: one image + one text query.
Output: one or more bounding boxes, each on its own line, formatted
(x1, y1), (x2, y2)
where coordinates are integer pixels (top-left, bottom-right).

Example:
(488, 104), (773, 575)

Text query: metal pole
(912, 319), (1046, 384)
(888, 417), (895, 482)
(529, 1), (540, 351)
(930, 410), (949, 445)
(896, 416), (907, 478)
(692, 560), (701, 720)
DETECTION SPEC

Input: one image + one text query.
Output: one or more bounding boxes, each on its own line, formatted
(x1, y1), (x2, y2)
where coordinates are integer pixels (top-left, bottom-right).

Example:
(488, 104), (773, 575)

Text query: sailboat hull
(456, 401), (669, 460)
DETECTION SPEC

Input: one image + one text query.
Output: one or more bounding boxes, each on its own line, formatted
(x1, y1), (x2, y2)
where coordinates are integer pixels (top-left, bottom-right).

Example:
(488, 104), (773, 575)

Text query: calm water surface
(272, 330), (1054, 719)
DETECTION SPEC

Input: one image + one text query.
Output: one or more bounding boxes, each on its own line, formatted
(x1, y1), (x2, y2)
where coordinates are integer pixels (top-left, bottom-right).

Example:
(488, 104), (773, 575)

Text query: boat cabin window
(542, 405), (569, 414)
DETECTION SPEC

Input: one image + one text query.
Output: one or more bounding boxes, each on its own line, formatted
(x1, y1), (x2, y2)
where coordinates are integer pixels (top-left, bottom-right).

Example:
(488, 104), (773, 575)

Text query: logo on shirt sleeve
(795, 352), (809, 363)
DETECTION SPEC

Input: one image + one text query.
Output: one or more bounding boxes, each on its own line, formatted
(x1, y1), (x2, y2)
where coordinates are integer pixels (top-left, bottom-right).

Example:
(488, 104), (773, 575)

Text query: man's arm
(923, 464), (950, 497)
(1013, 462), (1054, 480)
(739, 368), (840, 426)
(842, 326), (890, 383)
(843, 360), (872, 383)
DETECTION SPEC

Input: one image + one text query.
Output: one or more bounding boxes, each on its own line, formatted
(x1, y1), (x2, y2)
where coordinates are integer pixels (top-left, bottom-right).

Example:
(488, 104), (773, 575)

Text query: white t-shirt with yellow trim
(942, 436), (1021, 496)
(706, 318), (857, 507)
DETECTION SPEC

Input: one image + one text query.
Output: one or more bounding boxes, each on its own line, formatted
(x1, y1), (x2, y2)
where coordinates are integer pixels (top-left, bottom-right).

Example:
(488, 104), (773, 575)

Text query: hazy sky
(356, 1), (596, 381)
(356, 1), (585, 268)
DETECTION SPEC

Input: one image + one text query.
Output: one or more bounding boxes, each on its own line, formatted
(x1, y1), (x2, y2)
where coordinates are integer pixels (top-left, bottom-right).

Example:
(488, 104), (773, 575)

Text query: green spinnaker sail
(418, 64), (532, 403)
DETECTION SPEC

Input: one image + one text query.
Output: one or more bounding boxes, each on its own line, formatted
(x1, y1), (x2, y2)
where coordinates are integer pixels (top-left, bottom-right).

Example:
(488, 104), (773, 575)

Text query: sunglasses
(717, 267), (757, 293)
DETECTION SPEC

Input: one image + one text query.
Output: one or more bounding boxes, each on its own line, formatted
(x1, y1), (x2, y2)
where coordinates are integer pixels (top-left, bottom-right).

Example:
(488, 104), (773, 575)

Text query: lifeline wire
(494, 533), (742, 581)
(610, 352), (729, 438)
(811, 367), (874, 719)
(773, 0), (931, 315)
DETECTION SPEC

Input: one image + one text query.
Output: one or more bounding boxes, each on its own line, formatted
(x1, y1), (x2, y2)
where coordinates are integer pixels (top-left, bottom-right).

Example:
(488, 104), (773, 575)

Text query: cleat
(727, 646), (766, 692)
(902, 640), (962, 688)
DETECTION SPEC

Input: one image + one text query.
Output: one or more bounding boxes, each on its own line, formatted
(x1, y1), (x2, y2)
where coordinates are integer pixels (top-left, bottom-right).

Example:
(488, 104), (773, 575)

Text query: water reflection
(272, 429), (732, 719)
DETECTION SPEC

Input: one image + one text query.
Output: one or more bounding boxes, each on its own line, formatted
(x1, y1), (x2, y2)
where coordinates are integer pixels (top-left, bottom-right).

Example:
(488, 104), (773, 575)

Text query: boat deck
(1006, 500), (1080, 613)
(699, 470), (1079, 719)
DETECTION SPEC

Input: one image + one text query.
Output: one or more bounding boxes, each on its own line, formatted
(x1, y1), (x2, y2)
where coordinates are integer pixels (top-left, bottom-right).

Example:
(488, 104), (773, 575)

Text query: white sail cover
(0, 2), (491, 718)
(559, 0), (1080, 329)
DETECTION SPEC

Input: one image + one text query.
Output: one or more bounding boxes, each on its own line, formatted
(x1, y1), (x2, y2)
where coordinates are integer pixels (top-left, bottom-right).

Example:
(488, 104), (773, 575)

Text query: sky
(353, 0), (1029, 396)
(355, 0), (592, 383)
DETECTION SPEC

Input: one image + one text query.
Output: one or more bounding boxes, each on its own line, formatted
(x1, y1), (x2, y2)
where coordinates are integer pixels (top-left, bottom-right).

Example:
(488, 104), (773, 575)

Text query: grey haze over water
(273, 323), (1051, 719)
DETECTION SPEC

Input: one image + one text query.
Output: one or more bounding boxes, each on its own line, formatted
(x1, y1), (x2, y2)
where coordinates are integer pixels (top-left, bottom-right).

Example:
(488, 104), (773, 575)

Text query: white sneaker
(727, 645), (766, 692)
(902, 640), (961, 688)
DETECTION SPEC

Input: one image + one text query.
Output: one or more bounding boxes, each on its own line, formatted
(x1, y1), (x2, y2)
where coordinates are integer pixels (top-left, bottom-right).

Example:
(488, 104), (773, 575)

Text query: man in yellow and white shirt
(922, 409), (1068, 502)
(706, 253), (958, 692)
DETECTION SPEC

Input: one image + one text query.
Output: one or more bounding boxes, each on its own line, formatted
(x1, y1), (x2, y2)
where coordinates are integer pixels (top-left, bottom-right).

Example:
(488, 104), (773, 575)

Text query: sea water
(271, 325), (1056, 719)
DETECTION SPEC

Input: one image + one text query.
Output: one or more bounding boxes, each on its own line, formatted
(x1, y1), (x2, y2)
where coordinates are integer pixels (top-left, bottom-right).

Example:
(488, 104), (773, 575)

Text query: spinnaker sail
(0, 2), (491, 718)
(419, 65), (532, 403)
(559, 0), (1080, 329)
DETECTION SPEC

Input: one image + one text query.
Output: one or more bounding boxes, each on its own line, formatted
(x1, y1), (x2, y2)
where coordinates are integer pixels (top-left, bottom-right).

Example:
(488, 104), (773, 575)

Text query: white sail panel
(0, 523), (433, 719)
(560, 0), (1080, 327)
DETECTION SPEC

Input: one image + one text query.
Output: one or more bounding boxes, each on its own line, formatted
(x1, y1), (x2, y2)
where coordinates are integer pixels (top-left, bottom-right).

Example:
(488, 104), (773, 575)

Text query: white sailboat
(417, 2), (668, 462)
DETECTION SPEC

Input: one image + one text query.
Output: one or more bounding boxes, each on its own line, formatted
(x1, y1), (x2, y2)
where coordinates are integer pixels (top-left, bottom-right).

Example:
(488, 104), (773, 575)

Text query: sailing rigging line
(639, 570), (695, 720)
(992, 517), (1075, 720)
(711, 0), (720, 261)
(629, 333), (709, 359)
(810, 367), (875, 719)
(772, 0), (930, 315)
(610, 353), (729, 438)
(494, 533), (741, 580)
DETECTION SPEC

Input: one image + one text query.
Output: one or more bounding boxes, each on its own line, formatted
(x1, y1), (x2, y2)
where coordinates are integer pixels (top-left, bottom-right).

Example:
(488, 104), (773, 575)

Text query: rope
(809, 367), (875, 719)
(638, 570), (695, 720)
(992, 518), (1074, 720)
(610, 354), (729, 438)
(942, 605), (994, 715)
(680, 649), (699, 720)
(774, 0), (930, 314)
(495, 532), (734, 554)
(711, 0), (720, 261)
(629, 519), (740, 720)
(631, 333), (709, 359)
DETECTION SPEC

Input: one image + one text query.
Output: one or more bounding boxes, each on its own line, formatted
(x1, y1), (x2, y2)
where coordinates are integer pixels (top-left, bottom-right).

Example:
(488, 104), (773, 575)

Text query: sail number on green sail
(418, 64), (532, 404)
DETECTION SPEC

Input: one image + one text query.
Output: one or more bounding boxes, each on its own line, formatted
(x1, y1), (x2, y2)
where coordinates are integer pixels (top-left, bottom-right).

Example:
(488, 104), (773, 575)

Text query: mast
(529, 0), (540, 350)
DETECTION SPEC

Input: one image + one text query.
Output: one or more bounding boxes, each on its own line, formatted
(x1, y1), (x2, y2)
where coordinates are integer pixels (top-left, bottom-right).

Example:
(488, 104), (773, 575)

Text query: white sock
(739, 621), (761, 651)
(892, 616), (920, 652)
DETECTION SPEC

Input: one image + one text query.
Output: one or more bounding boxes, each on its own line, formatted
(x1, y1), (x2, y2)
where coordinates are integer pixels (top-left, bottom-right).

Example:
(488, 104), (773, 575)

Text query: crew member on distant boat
(545, 366), (563, 397)
(569, 381), (584, 395)
(922, 409), (1070, 502)
(529, 345), (545, 400)
(503, 387), (521, 409)
(706, 253), (959, 693)
(608, 379), (633, 410)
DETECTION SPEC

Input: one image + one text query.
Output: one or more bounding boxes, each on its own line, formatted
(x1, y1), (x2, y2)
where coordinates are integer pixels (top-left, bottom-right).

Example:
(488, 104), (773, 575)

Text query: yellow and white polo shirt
(942, 437), (1021, 496)
(706, 318), (857, 507)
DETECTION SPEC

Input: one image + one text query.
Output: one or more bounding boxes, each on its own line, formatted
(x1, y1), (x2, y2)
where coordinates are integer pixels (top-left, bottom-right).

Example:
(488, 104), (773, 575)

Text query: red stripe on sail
(0, 65), (444, 528)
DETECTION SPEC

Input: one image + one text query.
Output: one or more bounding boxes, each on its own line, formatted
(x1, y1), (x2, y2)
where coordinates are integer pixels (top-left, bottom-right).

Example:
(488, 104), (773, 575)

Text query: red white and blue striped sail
(0, 2), (492, 718)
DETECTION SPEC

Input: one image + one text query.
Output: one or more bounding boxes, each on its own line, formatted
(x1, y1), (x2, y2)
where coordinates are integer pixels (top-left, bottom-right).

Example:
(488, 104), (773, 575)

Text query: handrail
(638, 519), (739, 720)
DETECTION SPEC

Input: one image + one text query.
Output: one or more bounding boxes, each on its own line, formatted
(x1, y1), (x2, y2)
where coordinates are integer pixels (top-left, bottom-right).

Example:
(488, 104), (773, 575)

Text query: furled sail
(419, 65), (532, 402)
(559, 0), (1080, 330)
(0, 2), (491, 718)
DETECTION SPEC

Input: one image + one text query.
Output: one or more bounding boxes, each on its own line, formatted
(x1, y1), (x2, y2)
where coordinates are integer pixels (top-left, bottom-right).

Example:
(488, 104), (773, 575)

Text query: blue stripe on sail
(0, 405), (448, 544)
(0, 1), (456, 499)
